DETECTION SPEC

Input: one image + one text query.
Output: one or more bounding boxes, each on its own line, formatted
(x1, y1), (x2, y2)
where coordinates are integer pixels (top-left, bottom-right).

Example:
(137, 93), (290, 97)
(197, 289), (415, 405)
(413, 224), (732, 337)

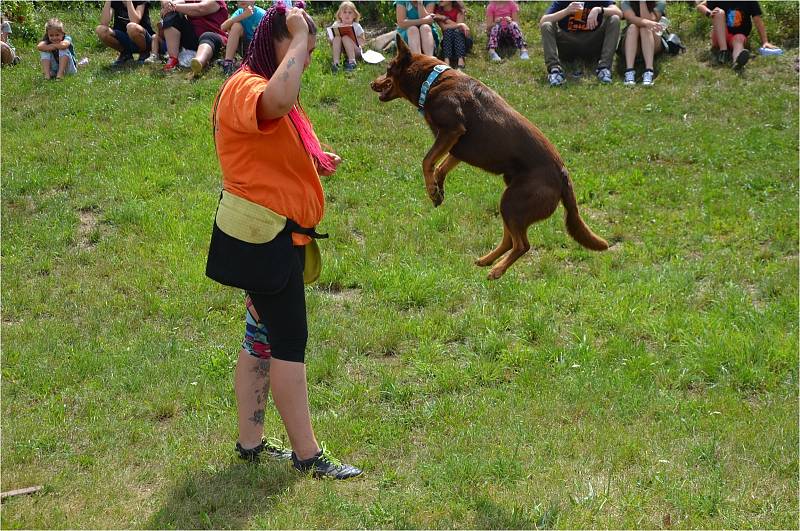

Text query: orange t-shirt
(213, 68), (324, 245)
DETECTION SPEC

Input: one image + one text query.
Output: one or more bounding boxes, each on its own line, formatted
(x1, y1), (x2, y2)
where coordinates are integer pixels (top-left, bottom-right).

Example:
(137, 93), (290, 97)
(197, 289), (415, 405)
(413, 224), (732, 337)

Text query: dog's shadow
(146, 459), (298, 529)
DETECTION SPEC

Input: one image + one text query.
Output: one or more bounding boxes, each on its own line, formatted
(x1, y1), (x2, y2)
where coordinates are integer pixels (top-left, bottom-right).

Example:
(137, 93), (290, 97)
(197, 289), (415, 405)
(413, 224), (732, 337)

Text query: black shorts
(199, 32), (224, 58)
(246, 246), (308, 364)
(161, 12), (199, 50)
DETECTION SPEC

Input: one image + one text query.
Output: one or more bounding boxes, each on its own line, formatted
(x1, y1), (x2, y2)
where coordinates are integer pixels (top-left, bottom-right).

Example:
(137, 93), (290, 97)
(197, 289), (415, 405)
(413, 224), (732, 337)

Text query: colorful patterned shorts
(242, 294), (271, 359)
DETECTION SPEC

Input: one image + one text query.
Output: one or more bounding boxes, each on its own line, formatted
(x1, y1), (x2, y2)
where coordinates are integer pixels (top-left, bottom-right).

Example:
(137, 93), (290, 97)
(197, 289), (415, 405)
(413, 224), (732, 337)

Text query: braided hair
(241, 1), (335, 174)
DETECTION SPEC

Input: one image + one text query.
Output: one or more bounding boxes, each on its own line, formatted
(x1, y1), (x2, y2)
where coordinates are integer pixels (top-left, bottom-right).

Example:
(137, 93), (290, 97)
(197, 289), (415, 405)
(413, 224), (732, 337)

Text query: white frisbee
(362, 49), (386, 64)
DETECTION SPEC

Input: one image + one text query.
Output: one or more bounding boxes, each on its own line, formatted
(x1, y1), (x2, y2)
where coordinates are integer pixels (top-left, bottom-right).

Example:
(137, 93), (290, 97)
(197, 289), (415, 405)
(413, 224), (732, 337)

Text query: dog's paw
(427, 185), (444, 207)
(475, 257), (493, 267)
(487, 267), (505, 280)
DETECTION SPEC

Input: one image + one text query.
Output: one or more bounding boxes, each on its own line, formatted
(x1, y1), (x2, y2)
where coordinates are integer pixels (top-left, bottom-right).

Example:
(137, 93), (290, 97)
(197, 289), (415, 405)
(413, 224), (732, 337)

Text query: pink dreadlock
(241, 1), (335, 174)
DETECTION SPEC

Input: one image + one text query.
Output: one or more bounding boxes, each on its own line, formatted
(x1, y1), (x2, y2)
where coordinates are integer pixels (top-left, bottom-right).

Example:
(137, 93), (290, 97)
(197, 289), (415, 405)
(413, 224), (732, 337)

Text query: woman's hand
(641, 18), (659, 32)
(318, 152), (342, 176)
(286, 7), (310, 40)
(762, 41), (779, 49)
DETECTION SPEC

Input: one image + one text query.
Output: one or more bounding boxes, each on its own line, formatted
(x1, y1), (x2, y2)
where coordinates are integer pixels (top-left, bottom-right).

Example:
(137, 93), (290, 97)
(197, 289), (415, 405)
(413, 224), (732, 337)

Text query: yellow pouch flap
(303, 239), (322, 284)
(216, 190), (287, 244)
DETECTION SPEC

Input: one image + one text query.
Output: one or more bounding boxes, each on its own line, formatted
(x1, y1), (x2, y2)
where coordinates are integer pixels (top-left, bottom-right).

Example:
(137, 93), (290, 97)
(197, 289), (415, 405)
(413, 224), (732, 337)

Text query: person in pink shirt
(486, 0), (529, 61)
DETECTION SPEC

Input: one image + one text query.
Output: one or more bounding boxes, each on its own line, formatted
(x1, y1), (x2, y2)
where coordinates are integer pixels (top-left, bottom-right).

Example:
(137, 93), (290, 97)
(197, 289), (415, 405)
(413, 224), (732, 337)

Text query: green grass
(2, 4), (798, 529)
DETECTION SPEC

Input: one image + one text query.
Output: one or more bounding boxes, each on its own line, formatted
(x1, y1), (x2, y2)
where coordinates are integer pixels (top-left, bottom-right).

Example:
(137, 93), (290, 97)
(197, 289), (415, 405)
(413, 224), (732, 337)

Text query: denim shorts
(40, 49), (77, 74)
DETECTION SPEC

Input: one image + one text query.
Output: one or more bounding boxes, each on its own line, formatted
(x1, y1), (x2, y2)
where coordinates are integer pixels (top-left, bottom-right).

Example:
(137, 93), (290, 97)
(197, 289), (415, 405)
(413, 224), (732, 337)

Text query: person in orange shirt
(207, 2), (361, 480)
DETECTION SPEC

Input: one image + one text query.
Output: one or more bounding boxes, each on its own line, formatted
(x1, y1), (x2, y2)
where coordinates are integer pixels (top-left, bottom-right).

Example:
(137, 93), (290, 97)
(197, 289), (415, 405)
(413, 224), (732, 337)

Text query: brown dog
(370, 36), (609, 279)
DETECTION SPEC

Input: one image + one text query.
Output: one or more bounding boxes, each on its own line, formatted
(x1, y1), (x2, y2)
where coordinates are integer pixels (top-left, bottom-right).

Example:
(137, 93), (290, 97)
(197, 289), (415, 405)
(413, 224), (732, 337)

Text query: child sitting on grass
(326, 1), (365, 73)
(37, 18), (77, 79)
(434, 0), (470, 69)
(1, 15), (20, 66)
(220, 0), (266, 76)
(486, 0), (529, 61)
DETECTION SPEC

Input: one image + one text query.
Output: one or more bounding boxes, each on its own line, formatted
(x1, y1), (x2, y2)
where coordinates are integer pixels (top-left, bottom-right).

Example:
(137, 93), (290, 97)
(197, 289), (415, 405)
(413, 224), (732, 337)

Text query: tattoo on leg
(252, 360), (269, 378)
(287, 57), (296, 69)
(249, 409), (265, 425)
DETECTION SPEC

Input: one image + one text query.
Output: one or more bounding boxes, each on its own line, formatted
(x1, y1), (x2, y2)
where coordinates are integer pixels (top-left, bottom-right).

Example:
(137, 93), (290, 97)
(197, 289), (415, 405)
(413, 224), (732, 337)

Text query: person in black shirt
(95, 0), (154, 65)
(696, 1), (779, 70)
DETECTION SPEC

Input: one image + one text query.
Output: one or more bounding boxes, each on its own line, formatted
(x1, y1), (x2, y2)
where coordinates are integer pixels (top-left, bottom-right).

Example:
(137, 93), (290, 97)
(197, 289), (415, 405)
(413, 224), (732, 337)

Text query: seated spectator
(1, 15), (20, 65)
(486, 0), (529, 62)
(220, 0), (266, 76)
(96, 0), (154, 65)
(326, 1), (365, 73)
(539, 1), (623, 86)
(160, 0), (228, 75)
(620, 0), (666, 86)
(435, 0), (470, 69)
(395, 1), (439, 57)
(696, 0), (779, 71)
(37, 18), (77, 80)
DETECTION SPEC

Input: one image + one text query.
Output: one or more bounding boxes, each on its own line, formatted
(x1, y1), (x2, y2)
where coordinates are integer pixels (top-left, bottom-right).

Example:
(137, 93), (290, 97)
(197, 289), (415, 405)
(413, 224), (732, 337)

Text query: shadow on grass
(473, 497), (562, 530)
(147, 459), (299, 529)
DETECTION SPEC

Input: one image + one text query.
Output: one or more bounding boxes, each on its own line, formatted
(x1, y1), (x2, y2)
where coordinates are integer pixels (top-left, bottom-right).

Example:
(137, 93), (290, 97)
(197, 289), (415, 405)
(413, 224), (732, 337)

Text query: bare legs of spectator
(95, 24), (125, 52)
(127, 22), (149, 53)
(164, 26), (181, 58)
(194, 42), (213, 69)
(406, 24), (434, 56)
(625, 24), (658, 70)
(341, 35), (357, 63)
(40, 57), (52, 79)
(0, 41), (13, 65)
(225, 22), (244, 62)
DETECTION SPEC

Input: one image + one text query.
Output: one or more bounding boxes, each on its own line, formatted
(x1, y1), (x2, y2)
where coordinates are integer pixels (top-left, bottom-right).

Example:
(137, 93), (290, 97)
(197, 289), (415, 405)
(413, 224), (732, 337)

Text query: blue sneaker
(596, 67), (612, 84)
(548, 67), (565, 87)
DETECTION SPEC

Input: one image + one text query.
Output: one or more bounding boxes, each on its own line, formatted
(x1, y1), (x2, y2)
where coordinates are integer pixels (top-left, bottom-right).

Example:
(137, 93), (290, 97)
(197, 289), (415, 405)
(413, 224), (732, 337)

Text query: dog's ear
(395, 33), (411, 59)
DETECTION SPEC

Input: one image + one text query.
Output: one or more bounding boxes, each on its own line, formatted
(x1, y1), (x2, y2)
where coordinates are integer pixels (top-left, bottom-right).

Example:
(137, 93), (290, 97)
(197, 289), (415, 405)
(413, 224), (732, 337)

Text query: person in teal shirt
(220, 0), (267, 75)
(395, 0), (440, 56)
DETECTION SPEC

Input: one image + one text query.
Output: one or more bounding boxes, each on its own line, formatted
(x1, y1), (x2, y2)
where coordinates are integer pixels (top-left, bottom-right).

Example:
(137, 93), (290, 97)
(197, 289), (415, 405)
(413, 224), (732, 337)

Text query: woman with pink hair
(206, 2), (361, 480)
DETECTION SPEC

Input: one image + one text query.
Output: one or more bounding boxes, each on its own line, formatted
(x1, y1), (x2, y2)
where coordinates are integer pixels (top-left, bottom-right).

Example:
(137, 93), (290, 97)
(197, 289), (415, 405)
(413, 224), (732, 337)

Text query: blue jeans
(40, 49), (77, 75)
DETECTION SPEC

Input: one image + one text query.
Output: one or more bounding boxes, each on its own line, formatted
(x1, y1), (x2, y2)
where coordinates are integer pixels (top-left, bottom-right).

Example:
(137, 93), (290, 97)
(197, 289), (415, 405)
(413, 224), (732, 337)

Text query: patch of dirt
(76, 208), (104, 250)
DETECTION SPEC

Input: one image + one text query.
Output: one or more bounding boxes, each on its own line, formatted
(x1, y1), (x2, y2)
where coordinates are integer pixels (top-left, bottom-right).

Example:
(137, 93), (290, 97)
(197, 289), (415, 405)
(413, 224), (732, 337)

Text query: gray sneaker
(623, 69), (636, 85)
(596, 67), (612, 84)
(548, 68), (566, 87)
(642, 69), (654, 86)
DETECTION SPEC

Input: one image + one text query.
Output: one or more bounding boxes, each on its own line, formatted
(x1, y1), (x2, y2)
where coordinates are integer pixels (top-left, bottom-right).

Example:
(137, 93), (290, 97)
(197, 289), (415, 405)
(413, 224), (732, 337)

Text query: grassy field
(1, 3), (798, 529)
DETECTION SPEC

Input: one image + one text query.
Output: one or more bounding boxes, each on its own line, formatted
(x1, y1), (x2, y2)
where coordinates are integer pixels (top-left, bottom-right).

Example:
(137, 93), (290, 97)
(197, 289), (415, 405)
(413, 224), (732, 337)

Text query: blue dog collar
(418, 64), (451, 114)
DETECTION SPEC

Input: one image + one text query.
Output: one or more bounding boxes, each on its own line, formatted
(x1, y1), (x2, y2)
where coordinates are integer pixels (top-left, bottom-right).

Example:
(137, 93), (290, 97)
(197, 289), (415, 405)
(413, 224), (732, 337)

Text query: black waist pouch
(206, 221), (300, 295)
(205, 191), (326, 295)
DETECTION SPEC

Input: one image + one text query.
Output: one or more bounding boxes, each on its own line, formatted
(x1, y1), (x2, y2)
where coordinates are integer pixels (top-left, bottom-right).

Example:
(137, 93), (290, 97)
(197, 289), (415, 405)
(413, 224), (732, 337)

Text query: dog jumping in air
(370, 36), (608, 279)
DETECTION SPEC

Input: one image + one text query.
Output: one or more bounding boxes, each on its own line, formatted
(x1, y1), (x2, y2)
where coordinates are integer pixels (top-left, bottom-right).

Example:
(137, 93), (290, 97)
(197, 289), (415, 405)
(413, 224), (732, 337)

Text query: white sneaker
(489, 50), (501, 62)
(623, 69), (636, 85)
(642, 70), (654, 86)
(519, 50), (529, 60)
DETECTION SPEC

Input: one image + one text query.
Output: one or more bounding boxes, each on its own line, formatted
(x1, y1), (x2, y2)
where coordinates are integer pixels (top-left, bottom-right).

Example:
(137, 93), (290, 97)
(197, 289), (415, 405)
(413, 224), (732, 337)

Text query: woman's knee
(420, 24), (433, 37)
(407, 25), (420, 39)
(95, 24), (110, 38)
(126, 22), (144, 36)
(230, 21), (244, 36)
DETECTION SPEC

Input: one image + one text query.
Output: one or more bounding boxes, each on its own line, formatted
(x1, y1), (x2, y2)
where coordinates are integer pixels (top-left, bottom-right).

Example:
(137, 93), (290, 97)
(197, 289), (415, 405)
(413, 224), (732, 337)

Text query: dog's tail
(560, 168), (609, 251)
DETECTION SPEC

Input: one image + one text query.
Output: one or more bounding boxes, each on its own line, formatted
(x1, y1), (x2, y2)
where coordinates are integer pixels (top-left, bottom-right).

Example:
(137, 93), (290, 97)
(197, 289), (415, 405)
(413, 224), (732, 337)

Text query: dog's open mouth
(371, 78), (394, 101)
